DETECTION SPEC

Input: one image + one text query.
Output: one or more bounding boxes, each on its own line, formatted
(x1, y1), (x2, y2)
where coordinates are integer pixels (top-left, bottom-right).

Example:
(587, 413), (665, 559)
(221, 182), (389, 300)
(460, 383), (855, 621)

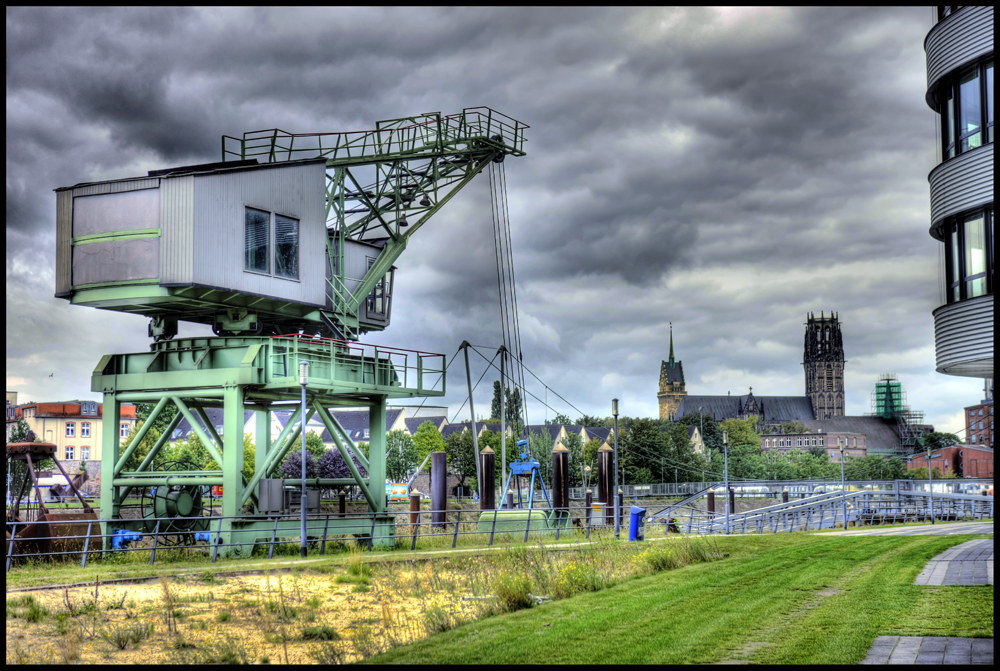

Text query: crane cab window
(245, 207), (270, 273)
(245, 207), (299, 280)
(275, 214), (299, 280)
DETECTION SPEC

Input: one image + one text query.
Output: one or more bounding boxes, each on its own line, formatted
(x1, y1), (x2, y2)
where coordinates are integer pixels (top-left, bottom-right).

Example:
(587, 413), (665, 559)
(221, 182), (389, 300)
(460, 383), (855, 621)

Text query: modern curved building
(924, 7), (993, 386)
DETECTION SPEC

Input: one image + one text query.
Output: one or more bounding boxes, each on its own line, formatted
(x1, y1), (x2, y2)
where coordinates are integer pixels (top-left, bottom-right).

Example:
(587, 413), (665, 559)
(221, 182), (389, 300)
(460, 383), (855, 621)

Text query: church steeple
(658, 322), (687, 419)
(669, 322), (675, 366)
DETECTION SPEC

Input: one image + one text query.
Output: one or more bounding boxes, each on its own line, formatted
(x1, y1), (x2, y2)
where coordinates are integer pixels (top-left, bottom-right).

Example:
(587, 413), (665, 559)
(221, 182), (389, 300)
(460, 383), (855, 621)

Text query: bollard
(800, 493), (805, 500)
(431, 452), (447, 528)
(552, 444), (569, 525)
(585, 489), (593, 527)
(597, 445), (612, 505)
(782, 490), (789, 504)
(409, 490), (421, 525)
(480, 447), (496, 510)
(707, 490), (716, 516)
(729, 488), (735, 516)
(338, 490), (347, 517)
(506, 491), (514, 510)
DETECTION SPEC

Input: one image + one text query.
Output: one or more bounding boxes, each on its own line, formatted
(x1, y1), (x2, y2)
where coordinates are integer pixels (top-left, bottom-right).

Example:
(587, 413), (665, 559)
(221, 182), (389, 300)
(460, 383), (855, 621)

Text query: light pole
(926, 442), (935, 524)
(838, 437), (848, 529)
(583, 465), (591, 491)
(722, 430), (730, 535)
(298, 360), (309, 558)
(612, 398), (620, 539)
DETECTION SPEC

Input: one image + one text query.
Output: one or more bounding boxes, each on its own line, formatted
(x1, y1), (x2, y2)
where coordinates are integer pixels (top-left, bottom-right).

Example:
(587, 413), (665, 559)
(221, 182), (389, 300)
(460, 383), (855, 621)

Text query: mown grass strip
(366, 534), (991, 665)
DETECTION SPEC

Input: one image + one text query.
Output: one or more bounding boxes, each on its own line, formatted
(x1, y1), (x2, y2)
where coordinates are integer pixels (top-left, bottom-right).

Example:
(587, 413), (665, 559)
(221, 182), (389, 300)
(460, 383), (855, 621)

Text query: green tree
(907, 465), (953, 479)
(135, 402), (179, 434)
(356, 441), (370, 460)
(385, 429), (418, 482)
(525, 429), (553, 484)
(779, 421), (810, 435)
(413, 421), (446, 463)
(561, 431), (585, 487)
(445, 429), (478, 490)
(676, 411), (725, 458)
(546, 414), (572, 426)
(719, 417), (761, 448)
(7, 418), (32, 444)
(582, 437), (603, 472)
(120, 421), (168, 472)
(172, 432), (256, 483)
(576, 414), (612, 428)
(490, 381), (504, 426)
(490, 382), (524, 434)
(920, 432), (963, 451)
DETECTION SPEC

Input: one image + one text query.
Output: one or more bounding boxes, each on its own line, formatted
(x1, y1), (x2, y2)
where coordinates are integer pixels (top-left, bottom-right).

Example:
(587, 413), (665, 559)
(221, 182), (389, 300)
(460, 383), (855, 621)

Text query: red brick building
(964, 399), (993, 448)
(908, 445), (993, 478)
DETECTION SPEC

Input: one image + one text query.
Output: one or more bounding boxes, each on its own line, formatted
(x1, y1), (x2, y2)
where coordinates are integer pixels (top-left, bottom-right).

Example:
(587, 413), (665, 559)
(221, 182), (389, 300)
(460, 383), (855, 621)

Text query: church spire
(669, 322), (675, 366)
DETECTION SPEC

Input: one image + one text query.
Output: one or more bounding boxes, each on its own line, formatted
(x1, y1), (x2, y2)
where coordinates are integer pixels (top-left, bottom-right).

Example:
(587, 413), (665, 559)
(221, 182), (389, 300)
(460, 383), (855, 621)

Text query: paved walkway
(914, 538), (993, 586)
(824, 521), (993, 537)
(861, 636), (992, 665)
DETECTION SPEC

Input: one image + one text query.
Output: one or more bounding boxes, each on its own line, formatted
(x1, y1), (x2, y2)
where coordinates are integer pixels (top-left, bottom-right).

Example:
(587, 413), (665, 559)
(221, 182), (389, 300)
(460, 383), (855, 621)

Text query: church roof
(661, 360), (685, 385)
(798, 416), (904, 453)
(673, 395), (816, 423)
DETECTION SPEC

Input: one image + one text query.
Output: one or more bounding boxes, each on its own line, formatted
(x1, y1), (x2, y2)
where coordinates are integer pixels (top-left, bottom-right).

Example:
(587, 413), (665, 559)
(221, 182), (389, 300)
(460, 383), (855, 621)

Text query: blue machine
(194, 532), (212, 543)
(499, 440), (552, 510)
(111, 529), (144, 550)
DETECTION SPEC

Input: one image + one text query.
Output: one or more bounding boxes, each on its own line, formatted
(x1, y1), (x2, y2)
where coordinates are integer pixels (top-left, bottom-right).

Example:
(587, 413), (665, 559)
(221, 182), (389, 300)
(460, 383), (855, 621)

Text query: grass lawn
(366, 533), (993, 665)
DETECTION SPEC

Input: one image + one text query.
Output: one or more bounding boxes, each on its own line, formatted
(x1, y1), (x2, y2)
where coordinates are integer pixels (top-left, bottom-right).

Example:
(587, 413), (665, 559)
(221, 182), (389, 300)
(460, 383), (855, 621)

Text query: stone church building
(656, 313), (921, 454)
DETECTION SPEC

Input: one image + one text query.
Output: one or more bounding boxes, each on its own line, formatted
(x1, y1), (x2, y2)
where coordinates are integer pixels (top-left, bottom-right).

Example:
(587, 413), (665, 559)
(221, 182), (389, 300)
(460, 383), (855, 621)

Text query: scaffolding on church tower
(870, 373), (926, 455)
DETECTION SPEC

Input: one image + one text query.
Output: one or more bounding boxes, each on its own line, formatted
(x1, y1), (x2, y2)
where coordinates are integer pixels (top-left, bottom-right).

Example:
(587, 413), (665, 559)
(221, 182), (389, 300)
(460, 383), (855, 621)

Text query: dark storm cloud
(6, 6), (978, 431)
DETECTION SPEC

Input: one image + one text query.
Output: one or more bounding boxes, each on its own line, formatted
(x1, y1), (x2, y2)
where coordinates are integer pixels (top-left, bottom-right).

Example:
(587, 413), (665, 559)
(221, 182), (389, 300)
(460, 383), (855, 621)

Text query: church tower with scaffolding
(804, 312), (845, 420)
(657, 324), (687, 420)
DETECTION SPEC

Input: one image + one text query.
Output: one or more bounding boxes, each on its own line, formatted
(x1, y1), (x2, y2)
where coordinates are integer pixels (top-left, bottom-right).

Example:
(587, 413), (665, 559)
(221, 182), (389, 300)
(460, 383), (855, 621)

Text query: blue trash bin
(628, 505), (647, 541)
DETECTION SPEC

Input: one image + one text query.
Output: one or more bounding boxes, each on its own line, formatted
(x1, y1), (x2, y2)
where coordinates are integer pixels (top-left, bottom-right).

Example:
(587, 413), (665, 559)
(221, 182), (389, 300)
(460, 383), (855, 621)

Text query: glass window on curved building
(939, 59), (993, 160)
(245, 207), (270, 274)
(945, 209), (993, 302)
(274, 214), (299, 280)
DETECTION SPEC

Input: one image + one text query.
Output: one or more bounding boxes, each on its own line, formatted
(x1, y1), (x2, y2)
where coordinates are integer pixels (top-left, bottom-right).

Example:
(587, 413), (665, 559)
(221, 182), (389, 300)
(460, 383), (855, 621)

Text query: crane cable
(488, 160), (529, 428)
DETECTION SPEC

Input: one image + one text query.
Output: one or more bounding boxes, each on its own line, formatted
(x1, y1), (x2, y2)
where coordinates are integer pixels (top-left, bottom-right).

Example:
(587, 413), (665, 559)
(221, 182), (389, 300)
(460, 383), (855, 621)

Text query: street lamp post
(612, 398), (620, 539)
(926, 445), (935, 524)
(583, 465), (591, 491)
(838, 437), (848, 529)
(722, 430), (730, 535)
(298, 360), (310, 558)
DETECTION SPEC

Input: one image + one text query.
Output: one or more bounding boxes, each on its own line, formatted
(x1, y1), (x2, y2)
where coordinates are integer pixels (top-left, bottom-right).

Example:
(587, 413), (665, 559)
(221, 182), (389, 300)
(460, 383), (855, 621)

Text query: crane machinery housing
(48, 108), (528, 553)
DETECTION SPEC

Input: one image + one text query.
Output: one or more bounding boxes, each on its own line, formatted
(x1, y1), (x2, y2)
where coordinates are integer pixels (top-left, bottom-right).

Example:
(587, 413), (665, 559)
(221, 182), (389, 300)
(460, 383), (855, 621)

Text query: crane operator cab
(54, 158), (394, 341)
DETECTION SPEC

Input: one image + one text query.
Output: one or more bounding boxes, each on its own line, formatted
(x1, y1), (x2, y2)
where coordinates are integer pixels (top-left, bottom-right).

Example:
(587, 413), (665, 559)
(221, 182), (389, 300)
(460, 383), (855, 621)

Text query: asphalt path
(823, 521), (993, 536)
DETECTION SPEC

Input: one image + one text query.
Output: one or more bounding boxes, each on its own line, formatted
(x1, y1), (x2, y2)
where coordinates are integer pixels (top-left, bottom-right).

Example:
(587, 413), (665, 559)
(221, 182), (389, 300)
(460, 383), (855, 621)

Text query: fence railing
(569, 478), (994, 500)
(663, 489), (993, 536)
(6, 490), (993, 572)
(267, 334), (446, 393)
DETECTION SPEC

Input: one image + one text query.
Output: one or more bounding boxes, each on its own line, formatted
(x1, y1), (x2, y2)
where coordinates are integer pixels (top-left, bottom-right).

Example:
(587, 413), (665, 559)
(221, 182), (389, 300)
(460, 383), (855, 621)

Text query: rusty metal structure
(6, 440), (99, 561)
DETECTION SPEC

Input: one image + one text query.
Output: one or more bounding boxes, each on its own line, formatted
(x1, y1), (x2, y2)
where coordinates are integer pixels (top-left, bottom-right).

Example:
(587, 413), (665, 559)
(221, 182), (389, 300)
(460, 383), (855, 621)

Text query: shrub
(423, 603), (465, 635)
(23, 596), (49, 623)
(348, 624), (384, 660)
(215, 610), (232, 623)
(553, 560), (602, 599)
(100, 621), (153, 650)
(301, 625), (340, 641)
(307, 642), (345, 665)
(493, 573), (533, 613)
(641, 545), (680, 573)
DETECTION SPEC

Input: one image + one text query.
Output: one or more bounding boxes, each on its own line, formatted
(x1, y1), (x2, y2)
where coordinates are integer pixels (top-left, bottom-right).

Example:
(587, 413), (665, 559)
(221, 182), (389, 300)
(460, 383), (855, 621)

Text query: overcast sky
(6, 7), (984, 434)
